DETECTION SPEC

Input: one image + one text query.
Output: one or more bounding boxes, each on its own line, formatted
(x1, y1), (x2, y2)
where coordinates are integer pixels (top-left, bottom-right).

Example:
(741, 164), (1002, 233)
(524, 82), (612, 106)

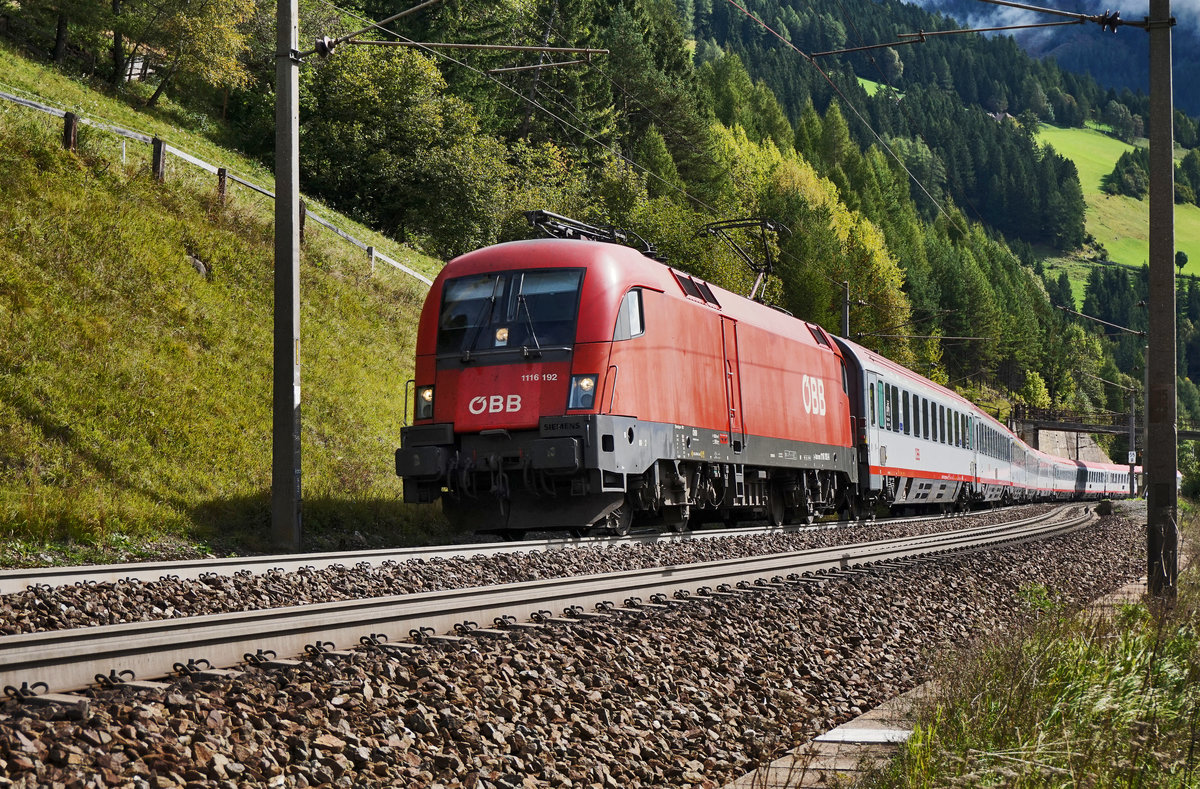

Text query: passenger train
(396, 216), (1136, 535)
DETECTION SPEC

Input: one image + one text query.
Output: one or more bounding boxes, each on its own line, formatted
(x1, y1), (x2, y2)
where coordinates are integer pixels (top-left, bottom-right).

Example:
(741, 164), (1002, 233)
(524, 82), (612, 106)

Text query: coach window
(902, 392), (910, 435)
(953, 412), (960, 447)
(922, 399), (930, 440)
(966, 416), (971, 449)
(938, 404), (945, 443)
(878, 384), (885, 428)
(613, 289), (644, 341)
(891, 386), (900, 432)
(883, 383), (891, 429)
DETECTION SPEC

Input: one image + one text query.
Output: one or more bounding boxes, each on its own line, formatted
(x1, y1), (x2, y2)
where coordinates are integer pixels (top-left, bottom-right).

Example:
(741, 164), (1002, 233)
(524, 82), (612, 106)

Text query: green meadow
(1037, 123), (1200, 293)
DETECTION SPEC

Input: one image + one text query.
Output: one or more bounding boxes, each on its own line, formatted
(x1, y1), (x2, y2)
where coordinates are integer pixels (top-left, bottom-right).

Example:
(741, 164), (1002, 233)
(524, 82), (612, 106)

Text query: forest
(4, 0), (1200, 471)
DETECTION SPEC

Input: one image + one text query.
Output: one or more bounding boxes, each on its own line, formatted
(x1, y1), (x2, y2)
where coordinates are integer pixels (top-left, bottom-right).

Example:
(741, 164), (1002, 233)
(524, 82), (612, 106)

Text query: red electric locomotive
(396, 214), (858, 535)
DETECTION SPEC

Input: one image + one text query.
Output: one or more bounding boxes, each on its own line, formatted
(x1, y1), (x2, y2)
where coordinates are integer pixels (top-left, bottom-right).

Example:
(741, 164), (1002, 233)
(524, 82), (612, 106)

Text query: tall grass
(0, 95), (453, 565)
(863, 508), (1200, 787)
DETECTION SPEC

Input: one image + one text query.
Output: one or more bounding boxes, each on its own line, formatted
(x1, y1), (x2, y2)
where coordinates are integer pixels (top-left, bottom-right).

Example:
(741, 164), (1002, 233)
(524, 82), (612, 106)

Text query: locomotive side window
(614, 289), (645, 341)
(869, 383), (876, 425)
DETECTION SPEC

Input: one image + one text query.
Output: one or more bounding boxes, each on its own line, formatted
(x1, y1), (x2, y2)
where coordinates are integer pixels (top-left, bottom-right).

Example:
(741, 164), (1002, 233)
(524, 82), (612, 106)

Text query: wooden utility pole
(1146, 0), (1177, 597)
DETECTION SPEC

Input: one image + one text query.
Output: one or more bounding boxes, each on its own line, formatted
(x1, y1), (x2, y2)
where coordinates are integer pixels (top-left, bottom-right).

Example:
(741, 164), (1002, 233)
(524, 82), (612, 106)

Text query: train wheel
(799, 489), (816, 525)
(842, 495), (862, 523)
(607, 506), (632, 537)
(767, 488), (786, 527)
(662, 504), (690, 533)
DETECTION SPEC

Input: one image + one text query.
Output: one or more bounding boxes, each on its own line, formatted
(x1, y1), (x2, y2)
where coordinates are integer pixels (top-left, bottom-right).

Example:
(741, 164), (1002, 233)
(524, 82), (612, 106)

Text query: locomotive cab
(397, 241), (646, 534)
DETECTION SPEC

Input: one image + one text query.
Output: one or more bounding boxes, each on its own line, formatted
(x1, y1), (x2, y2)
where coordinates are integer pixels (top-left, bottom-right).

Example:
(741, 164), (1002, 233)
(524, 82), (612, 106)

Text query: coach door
(721, 318), (744, 453)
(865, 371), (883, 478)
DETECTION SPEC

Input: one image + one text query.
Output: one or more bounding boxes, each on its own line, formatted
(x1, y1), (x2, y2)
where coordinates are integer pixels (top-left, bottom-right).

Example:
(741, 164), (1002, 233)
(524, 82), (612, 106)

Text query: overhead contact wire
(314, 0), (721, 217)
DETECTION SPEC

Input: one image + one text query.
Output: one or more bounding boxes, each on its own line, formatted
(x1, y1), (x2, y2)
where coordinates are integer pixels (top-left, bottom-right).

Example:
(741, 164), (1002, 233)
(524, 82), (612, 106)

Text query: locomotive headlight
(416, 386), (435, 420)
(495, 327), (509, 346)
(568, 375), (597, 410)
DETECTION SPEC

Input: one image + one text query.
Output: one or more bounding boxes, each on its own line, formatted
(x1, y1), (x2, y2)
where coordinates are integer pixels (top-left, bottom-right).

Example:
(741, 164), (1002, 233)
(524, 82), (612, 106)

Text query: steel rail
(0, 507), (1094, 695)
(0, 508), (996, 594)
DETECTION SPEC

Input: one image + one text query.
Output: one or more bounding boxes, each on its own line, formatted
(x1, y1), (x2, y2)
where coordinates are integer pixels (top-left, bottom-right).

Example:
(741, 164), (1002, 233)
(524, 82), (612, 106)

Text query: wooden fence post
(151, 137), (165, 182)
(62, 112), (77, 151)
(217, 167), (228, 205)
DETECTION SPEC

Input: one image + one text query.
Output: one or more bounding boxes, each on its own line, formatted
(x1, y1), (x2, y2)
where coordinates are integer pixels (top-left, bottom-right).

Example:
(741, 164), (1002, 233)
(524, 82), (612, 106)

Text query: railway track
(0, 505), (1093, 698)
(0, 508), (994, 594)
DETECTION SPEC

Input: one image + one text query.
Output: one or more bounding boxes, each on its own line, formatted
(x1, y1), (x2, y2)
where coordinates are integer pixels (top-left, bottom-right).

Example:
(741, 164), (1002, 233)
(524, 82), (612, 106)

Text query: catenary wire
(312, 0), (722, 216)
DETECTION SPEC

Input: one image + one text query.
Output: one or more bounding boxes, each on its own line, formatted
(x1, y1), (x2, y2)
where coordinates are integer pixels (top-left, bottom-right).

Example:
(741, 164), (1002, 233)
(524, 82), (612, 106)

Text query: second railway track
(0, 505), (1095, 696)
(0, 510), (966, 595)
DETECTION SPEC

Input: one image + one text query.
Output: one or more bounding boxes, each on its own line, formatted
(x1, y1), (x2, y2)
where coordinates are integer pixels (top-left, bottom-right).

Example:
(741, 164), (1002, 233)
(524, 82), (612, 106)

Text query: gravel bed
(0, 506), (1059, 635)
(0, 513), (1142, 788)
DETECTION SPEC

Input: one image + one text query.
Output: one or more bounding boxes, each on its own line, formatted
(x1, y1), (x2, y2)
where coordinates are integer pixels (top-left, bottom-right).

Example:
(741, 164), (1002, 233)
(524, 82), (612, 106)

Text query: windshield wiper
(517, 288), (543, 359)
(461, 276), (502, 363)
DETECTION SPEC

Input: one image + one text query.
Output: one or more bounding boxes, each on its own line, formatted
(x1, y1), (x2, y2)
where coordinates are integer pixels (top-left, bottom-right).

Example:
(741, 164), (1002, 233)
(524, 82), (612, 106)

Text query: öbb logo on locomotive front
(468, 394), (524, 415)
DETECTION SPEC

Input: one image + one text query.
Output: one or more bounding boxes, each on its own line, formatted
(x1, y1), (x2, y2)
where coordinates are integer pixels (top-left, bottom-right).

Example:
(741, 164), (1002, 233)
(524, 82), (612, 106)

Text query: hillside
(1037, 123), (1200, 301)
(0, 52), (452, 565)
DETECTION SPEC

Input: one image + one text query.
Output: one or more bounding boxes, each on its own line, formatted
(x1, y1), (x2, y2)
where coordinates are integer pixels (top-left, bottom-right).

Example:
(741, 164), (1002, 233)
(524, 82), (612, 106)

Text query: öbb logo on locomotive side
(468, 394), (523, 414)
(801, 374), (826, 416)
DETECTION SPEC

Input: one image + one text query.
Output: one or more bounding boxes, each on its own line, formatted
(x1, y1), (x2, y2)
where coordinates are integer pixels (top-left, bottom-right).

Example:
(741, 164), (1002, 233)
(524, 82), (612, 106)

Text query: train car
(833, 337), (985, 512)
(396, 234), (857, 535)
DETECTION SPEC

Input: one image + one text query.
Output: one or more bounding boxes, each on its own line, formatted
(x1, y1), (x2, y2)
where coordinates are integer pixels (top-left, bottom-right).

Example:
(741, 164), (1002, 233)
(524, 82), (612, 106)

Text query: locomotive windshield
(437, 268), (585, 357)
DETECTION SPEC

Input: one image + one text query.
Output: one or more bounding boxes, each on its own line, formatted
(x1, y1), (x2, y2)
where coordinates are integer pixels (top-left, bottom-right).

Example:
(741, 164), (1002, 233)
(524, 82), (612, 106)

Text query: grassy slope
(0, 48), (452, 564)
(863, 504), (1200, 788)
(1037, 123), (1200, 301)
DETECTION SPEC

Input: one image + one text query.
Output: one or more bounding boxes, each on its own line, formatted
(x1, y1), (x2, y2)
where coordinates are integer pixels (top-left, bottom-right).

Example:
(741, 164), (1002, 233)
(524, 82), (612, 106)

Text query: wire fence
(0, 87), (434, 288)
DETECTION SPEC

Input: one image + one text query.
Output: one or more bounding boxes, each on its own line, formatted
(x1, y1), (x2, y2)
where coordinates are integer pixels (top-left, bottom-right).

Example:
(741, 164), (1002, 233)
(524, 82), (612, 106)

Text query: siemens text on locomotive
(396, 221), (1135, 536)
